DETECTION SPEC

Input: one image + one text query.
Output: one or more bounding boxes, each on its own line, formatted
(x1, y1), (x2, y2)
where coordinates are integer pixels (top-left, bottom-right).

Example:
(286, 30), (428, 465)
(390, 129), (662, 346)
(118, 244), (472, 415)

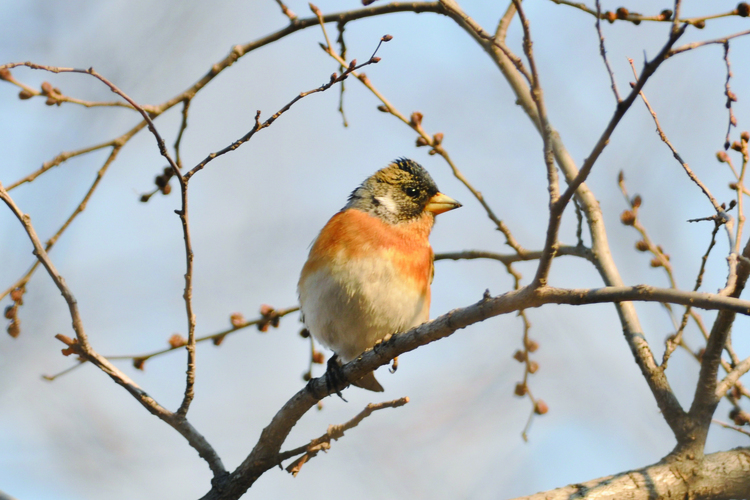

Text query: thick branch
(509, 448), (750, 500)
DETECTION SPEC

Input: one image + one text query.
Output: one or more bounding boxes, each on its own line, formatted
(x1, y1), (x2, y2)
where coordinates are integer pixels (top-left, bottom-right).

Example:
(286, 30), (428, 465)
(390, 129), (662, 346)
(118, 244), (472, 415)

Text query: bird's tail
(351, 370), (384, 392)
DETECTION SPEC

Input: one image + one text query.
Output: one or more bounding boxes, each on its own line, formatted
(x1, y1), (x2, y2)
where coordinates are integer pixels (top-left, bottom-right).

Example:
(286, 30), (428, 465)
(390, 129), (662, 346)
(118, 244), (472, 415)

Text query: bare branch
(0, 182), (226, 478)
(668, 29), (750, 57)
(279, 397), (409, 476)
(594, 0), (621, 103)
(507, 447), (750, 500)
(549, 0), (740, 27)
(628, 59), (724, 214)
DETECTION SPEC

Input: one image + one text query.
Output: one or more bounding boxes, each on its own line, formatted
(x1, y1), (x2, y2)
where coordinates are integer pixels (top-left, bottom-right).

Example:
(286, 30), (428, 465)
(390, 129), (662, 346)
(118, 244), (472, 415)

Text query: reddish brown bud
(741, 131), (750, 142)
(731, 141), (743, 152)
(605, 11), (616, 23)
(381, 34), (393, 42)
(376, 105), (389, 112)
(528, 361), (539, 374)
(0, 68), (11, 80)
(513, 350), (526, 362)
(45, 96), (57, 106)
(514, 383), (527, 396)
(660, 9), (673, 20)
(61, 344), (77, 356)
(730, 115), (738, 126)
(260, 304), (275, 317)
(617, 170), (625, 184)
(731, 385), (742, 399)
(212, 334), (226, 346)
(620, 210), (636, 226)
(312, 350), (325, 364)
(133, 357), (146, 370)
(415, 136), (429, 147)
(348, 59), (357, 70)
(717, 151), (730, 163)
(649, 257), (663, 268)
(7, 320), (20, 338)
(635, 240), (649, 252)
(300, 328), (310, 338)
(230, 312), (245, 327)
(433, 132), (444, 146)
(410, 111), (423, 127)
(526, 339), (539, 352)
(727, 90), (738, 102)
(40, 81), (53, 95)
(329, 72), (338, 83)
(694, 20), (706, 29)
(10, 287), (24, 304)
(168, 334), (187, 348)
(615, 7), (629, 19)
(308, 3), (321, 16)
(161, 184), (171, 195)
(302, 371), (312, 381)
(534, 399), (549, 415)
(738, 2), (750, 17)
(370, 56), (381, 63)
(4, 305), (16, 319)
(18, 89), (33, 100)
(631, 195), (642, 208)
(428, 149), (437, 156)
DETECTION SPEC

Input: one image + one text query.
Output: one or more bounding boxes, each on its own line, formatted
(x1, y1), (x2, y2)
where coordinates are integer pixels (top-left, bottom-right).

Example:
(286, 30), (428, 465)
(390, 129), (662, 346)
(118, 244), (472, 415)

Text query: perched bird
(298, 158), (461, 392)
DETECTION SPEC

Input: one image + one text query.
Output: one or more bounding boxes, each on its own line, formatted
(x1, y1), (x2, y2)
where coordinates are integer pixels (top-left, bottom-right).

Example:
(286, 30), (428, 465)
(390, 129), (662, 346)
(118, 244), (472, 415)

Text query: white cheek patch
(375, 195), (398, 214)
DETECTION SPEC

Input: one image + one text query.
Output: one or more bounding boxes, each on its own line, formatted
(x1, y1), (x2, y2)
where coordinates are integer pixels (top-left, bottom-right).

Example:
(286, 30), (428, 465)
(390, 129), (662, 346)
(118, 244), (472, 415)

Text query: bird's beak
(425, 192), (462, 215)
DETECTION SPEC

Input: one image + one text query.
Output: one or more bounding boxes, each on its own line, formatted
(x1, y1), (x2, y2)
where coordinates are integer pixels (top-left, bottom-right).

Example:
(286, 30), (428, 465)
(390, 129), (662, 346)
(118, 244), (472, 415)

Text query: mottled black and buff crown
(345, 158), (442, 223)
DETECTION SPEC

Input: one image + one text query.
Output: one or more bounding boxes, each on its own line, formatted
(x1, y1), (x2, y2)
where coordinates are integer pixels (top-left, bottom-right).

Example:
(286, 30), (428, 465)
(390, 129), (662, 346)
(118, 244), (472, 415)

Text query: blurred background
(1, 1), (749, 498)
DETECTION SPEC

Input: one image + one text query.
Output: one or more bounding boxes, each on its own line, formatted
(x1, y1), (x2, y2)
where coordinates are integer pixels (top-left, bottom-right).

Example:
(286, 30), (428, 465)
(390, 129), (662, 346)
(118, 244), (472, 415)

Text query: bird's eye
(405, 186), (419, 198)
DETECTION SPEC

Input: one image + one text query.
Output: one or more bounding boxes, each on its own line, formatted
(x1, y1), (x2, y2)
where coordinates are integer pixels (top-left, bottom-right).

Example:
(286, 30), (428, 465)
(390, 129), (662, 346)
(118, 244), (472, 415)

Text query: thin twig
(274, 0), (297, 21)
(183, 50), (383, 181)
(106, 306), (300, 364)
(663, 221), (721, 368)
(549, 0), (738, 26)
(0, 181), (226, 477)
(595, 0), (621, 103)
(628, 59), (724, 214)
(279, 397), (409, 476)
(511, 0), (560, 287)
(668, 29), (750, 57)
(712, 419), (750, 438)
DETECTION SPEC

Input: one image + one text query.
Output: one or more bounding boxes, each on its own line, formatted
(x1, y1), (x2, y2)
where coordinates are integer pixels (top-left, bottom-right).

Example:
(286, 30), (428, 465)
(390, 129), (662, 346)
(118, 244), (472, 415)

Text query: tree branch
(508, 447), (750, 500)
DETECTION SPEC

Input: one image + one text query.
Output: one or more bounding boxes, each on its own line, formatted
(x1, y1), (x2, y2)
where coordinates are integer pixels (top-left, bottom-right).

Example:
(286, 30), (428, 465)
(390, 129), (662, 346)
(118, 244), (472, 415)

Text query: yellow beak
(425, 192), (462, 215)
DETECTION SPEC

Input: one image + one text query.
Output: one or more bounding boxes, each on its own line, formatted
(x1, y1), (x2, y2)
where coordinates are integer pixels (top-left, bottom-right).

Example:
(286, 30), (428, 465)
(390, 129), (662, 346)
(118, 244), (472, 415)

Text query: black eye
(405, 186), (419, 198)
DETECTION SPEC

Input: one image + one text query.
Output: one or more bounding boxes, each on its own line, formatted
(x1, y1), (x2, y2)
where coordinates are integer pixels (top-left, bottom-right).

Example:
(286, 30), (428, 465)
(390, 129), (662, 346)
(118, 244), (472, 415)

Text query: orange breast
(302, 209), (435, 293)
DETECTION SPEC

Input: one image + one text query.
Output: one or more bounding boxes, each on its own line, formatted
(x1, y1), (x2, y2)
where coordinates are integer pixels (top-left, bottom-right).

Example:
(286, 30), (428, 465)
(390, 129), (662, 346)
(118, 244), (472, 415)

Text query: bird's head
(346, 158), (461, 224)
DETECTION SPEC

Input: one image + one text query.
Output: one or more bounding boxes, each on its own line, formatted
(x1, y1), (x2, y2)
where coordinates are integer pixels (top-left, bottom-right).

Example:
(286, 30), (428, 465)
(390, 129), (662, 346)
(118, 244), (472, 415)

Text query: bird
(298, 158), (461, 392)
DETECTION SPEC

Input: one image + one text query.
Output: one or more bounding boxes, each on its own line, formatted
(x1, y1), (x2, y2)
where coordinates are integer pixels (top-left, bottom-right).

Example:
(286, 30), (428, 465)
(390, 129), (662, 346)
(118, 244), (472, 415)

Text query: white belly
(299, 256), (428, 362)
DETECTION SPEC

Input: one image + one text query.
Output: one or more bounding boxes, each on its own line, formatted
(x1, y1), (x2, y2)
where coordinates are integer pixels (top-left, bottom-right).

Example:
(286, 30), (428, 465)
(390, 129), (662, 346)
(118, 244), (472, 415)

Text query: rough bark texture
(511, 448), (750, 500)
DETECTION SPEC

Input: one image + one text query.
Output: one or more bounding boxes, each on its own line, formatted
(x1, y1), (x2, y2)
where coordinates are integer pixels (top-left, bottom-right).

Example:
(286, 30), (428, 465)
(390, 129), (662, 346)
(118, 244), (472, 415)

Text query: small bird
(298, 158), (461, 392)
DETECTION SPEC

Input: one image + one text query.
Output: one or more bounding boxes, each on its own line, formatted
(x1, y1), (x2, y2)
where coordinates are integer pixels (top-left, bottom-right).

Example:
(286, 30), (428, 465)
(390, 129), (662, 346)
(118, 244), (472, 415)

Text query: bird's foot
(324, 354), (348, 402)
(389, 356), (399, 374)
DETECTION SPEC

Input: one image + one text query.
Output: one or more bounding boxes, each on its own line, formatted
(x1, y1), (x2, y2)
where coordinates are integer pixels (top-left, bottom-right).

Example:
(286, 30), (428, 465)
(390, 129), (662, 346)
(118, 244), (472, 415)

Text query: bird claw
(325, 354), (348, 402)
(389, 356), (399, 374)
